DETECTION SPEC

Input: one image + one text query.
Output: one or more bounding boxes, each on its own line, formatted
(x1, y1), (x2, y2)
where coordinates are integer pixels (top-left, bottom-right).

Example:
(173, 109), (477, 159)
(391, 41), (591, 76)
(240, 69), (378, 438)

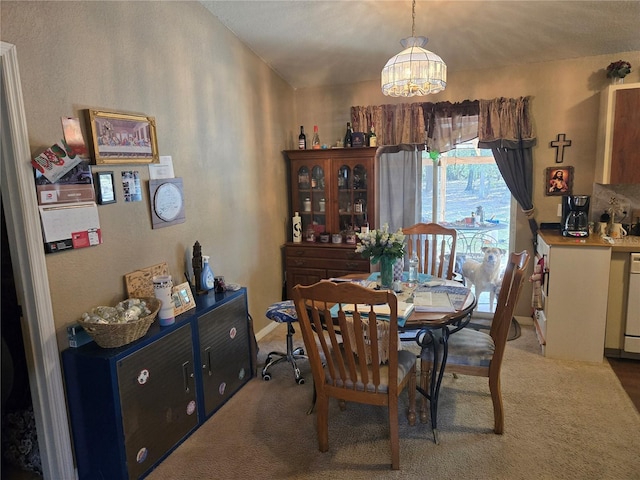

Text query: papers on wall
(39, 202), (102, 253)
(31, 140), (82, 183)
(61, 117), (88, 158)
(35, 161), (95, 205)
(149, 155), (175, 179)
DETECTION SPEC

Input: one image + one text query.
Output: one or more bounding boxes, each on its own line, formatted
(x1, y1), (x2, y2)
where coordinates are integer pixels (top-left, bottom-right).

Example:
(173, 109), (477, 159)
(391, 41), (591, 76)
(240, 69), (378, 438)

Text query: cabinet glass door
(335, 162), (369, 234)
(296, 163), (327, 236)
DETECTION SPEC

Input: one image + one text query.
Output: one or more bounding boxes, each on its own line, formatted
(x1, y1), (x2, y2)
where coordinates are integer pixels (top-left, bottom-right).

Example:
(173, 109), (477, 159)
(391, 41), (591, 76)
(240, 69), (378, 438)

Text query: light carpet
(147, 324), (640, 479)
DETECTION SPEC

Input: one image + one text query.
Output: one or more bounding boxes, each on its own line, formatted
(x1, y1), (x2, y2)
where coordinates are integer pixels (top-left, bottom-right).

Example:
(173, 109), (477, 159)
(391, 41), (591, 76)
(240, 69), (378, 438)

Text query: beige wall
(3, 1), (639, 346)
(2, 1), (294, 344)
(293, 52), (640, 314)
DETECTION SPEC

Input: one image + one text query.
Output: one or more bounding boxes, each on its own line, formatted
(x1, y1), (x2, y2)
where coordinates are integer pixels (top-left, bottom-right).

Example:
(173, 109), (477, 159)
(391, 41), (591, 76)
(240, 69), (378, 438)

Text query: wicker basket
(78, 297), (161, 348)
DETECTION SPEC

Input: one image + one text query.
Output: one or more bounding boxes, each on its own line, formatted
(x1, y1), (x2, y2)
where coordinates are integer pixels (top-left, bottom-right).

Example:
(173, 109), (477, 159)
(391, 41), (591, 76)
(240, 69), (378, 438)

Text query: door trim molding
(1, 41), (76, 479)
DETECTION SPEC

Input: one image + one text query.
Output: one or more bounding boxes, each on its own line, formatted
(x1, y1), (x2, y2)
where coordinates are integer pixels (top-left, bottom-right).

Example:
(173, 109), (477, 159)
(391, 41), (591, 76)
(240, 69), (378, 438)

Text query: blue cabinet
(62, 288), (252, 479)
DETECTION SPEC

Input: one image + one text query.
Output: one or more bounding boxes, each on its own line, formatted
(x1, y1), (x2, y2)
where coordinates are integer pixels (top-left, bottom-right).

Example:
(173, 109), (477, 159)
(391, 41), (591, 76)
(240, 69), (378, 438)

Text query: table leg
(416, 327), (450, 444)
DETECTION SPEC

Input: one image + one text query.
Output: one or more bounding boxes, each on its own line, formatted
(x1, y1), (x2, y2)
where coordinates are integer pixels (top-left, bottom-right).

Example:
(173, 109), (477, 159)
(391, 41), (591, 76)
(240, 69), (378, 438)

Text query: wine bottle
(344, 122), (353, 148)
(312, 125), (321, 149)
(298, 126), (306, 150)
(369, 126), (377, 147)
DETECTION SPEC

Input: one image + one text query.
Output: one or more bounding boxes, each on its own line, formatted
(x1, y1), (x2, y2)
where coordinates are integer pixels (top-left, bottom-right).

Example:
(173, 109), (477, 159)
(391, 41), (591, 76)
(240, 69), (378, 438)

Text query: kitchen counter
(538, 231), (640, 252)
(537, 231), (639, 360)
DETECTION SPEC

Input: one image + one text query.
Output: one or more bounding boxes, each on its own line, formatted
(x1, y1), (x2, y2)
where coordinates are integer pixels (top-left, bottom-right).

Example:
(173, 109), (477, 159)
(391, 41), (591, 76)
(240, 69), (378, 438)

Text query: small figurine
(192, 241), (202, 292)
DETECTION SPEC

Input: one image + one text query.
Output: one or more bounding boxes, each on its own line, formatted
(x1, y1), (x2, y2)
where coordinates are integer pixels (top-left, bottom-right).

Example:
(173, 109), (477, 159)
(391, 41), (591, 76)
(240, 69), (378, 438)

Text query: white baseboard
(255, 321), (280, 341)
(515, 315), (533, 326)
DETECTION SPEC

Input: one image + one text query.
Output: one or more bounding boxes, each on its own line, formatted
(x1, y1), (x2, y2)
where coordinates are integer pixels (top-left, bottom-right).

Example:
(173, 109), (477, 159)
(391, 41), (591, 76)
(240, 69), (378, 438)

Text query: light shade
(381, 36), (447, 97)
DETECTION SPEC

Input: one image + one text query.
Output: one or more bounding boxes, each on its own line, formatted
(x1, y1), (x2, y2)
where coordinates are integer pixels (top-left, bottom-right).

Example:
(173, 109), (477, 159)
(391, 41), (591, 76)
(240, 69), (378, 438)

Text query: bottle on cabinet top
(201, 255), (215, 291)
(298, 126), (306, 150)
(312, 125), (321, 149)
(369, 126), (377, 147)
(292, 212), (302, 243)
(344, 122), (353, 148)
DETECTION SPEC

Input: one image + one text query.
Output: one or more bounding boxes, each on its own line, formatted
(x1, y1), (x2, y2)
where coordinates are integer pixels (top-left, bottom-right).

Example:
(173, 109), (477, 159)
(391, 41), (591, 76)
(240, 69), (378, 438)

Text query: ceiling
(200, 0), (640, 90)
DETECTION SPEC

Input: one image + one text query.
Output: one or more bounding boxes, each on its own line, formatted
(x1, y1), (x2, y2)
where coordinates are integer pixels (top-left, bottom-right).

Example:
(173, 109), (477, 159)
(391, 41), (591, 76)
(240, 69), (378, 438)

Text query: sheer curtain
(477, 97), (538, 240)
(422, 100), (479, 153)
(375, 145), (422, 231)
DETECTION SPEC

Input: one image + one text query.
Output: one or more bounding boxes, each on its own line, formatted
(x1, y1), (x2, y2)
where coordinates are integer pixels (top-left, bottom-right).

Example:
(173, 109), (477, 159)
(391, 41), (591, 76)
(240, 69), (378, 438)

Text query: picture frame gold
(87, 109), (159, 165)
(172, 281), (196, 316)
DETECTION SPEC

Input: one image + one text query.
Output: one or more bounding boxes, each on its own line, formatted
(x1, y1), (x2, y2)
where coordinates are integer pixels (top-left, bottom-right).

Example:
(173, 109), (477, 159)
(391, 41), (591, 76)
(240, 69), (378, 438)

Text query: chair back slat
(489, 251), (530, 366)
(293, 281), (400, 395)
(403, 223), (457, 279)
(293, 280), (417, 470)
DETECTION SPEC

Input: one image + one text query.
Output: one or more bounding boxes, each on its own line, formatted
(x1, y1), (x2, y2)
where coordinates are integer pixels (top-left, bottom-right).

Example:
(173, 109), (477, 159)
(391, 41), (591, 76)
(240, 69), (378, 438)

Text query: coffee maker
(562, 195), (590, 237)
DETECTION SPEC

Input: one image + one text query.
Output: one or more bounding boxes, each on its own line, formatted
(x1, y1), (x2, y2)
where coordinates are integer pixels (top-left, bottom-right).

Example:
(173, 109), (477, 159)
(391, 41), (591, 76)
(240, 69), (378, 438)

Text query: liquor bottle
(312, 125), (321, 149)
(344, 122), (353, 148)
(292, 212), (302, 243)
(369, 126), (377, 147)
(298, 126), (306, 150)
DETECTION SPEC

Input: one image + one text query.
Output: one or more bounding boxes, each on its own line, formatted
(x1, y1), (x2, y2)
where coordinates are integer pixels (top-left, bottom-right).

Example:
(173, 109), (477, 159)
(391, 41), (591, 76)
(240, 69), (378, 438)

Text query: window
(421, 138), (513, 314)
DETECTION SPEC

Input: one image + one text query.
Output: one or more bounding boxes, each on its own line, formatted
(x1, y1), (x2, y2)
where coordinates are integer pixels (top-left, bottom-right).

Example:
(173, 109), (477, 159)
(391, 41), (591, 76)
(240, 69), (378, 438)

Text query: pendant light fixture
(381, 0), (447, 97)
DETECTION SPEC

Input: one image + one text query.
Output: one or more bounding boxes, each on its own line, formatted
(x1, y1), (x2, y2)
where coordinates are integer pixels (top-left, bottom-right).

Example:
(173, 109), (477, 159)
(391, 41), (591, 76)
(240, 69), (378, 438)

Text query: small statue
(192, 241), (202, 292)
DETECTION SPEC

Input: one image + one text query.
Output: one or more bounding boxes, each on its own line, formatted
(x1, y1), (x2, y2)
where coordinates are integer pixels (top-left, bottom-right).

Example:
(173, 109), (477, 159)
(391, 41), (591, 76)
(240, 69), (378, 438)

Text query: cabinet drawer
(285, 244), (364, 261)
(287, 256), (368, 271)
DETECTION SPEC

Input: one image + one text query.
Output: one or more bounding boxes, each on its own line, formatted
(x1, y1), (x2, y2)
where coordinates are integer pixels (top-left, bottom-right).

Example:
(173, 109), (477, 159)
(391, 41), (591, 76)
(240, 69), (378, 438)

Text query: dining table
(340, 273), (477, 444)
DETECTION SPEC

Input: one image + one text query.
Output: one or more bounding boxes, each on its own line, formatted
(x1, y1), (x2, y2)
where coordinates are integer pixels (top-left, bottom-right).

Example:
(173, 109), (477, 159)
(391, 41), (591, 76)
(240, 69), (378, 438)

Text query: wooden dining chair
(402, 223), (458, 280)
(419, 251), (530, 434)
(292, 281), (417, 470)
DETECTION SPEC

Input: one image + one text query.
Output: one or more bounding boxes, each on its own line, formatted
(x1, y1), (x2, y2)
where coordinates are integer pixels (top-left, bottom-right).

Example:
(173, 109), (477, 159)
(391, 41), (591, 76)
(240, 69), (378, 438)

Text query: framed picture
(545, 166), (573, 196)
(96, 171), (116, 204)
(172, 281), (196, 316)
(87, 109), (159, 165)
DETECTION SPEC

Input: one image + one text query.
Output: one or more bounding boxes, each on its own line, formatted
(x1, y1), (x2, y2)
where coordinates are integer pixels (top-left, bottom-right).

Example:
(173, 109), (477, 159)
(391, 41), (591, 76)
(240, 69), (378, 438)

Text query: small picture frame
(171, 281), (196, 316)
(545, 166), (573, 196)
(87, 109), (159, 165)
(96, 171), (116, 204)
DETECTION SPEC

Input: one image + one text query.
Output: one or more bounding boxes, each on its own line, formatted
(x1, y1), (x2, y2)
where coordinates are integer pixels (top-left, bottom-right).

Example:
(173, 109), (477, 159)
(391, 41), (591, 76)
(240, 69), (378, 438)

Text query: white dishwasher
(623, 253), (640, 354)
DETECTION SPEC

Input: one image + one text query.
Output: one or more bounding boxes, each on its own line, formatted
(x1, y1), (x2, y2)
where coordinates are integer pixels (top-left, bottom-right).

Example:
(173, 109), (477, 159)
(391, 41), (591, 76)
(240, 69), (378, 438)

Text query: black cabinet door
(117, 323), (198, 479)
(198, 294), (252, 417)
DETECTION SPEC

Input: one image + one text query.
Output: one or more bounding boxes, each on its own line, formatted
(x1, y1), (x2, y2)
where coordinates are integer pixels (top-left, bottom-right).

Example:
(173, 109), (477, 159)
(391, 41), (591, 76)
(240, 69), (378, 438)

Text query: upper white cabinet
(595, 83), (640, 184)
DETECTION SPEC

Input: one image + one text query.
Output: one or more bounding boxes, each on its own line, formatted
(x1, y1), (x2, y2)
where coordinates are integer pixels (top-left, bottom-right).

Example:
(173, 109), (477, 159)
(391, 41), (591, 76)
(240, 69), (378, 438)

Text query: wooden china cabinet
(283, 147), (377, 299)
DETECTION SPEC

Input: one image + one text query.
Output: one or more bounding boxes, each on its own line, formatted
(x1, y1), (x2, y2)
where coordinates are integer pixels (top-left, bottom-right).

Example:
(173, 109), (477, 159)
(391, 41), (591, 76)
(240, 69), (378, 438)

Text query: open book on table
(412, 292), (455, 312)
(329, 302), (414, 327)
(411, 285), (470, 312)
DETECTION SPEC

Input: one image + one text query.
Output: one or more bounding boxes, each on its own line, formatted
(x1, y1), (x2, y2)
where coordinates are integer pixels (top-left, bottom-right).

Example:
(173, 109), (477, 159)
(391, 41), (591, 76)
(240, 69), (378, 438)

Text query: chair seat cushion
(324, 349), (416, 393)
(265, 300), (297, 323)
(420, 327), (495, 367)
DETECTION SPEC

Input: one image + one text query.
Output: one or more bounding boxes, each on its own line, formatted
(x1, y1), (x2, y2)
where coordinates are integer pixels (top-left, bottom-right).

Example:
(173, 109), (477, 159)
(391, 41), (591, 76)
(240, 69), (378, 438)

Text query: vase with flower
(606, 60), (632, 85)
(355, 223), (406, 289)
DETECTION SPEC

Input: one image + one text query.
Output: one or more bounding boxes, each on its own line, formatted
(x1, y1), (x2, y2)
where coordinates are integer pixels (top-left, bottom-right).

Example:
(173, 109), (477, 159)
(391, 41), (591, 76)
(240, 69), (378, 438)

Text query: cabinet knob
(294, 259), (306, 266)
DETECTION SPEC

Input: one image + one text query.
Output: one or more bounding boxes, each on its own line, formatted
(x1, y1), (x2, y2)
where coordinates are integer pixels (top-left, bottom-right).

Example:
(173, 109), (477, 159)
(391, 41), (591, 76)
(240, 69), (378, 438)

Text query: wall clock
(149, 178), (186, 229)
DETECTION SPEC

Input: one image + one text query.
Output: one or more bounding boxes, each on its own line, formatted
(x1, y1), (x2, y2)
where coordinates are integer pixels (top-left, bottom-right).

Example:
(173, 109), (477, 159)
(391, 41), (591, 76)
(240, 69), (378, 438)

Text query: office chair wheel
(262, 372), (272, 381)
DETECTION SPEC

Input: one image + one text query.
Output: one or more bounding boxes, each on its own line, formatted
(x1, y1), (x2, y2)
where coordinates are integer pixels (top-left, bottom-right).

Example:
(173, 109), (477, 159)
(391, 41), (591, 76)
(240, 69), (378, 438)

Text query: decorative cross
(550, 133), (572, 164)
